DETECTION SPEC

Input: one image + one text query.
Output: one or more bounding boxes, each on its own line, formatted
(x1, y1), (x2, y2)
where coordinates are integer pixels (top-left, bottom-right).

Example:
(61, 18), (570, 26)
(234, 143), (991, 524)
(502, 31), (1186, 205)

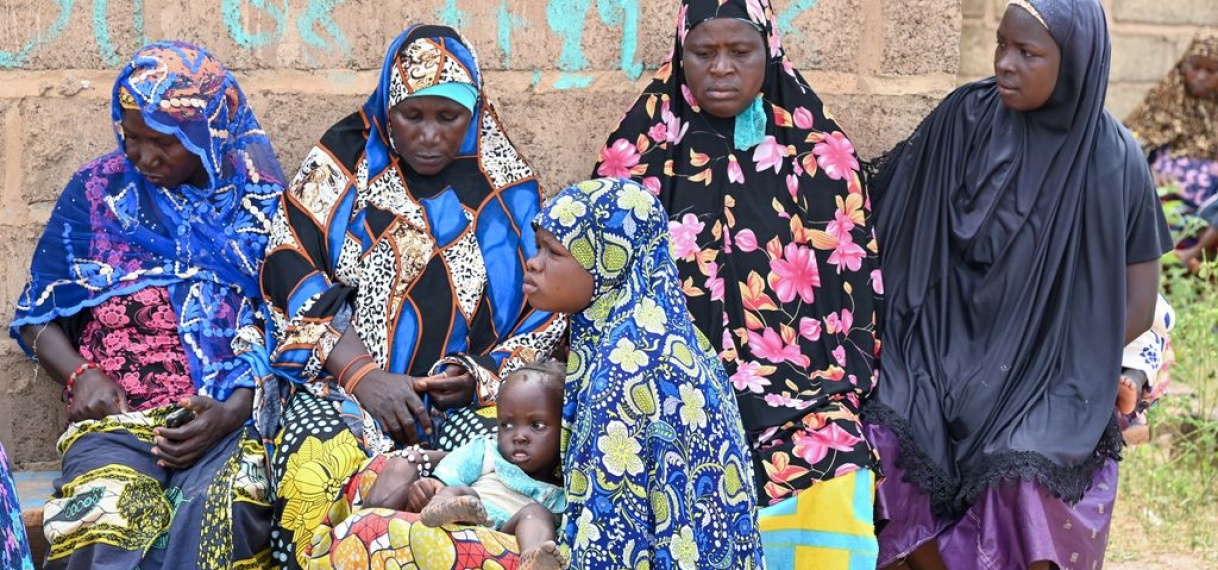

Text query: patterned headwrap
(1125, 29), (1218, 160)
(11, 41), (286, 400)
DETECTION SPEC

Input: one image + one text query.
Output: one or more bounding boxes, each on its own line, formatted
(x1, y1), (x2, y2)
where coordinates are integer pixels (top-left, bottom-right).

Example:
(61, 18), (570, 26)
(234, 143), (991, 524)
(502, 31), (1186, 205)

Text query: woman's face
(681, 18), (767, 119)
(523, 227), (595, 314)
(388, 95), (472, 176)
(994, 6), (1061, 112)
(1183, 54), (1218, 100)
(120, 109), (207, 188)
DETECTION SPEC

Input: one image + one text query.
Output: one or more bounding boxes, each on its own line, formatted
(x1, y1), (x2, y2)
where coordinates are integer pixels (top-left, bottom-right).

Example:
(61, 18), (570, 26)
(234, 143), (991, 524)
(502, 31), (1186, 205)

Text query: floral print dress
(593, 0), (879, 507)
(540, 179), (763, 570)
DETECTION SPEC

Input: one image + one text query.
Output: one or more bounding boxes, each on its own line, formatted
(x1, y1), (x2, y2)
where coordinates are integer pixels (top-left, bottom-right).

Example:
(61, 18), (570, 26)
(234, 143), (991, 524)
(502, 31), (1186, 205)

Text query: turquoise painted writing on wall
(1, 0), (819, 86)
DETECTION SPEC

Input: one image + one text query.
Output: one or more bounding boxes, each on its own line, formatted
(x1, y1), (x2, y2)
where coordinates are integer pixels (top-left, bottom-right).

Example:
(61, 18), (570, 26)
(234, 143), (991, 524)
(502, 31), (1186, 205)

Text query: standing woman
(592, 0), (881, 567)
(1125, 30), (1218, 269)
(11, 41), (284, 569)
(262, 25), (564, 568)
(865, 1), (1171, 568)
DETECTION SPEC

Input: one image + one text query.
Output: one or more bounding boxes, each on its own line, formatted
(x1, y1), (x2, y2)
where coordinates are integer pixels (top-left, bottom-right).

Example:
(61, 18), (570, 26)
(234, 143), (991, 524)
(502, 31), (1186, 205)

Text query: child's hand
(407, 478), (446, 512)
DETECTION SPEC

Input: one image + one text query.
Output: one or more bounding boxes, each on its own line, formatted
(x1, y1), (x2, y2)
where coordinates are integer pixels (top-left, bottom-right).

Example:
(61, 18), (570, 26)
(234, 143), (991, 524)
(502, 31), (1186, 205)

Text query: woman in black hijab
(865, 0), (1171, 568)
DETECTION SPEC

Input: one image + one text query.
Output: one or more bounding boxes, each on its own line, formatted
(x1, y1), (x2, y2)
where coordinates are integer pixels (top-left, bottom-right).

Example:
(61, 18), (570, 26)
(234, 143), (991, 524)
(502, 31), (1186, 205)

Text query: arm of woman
(20, 322), (128, 422)
(260, 152), (362, 384)
(425, 306), (567, 410)
(1125, 259), (1160, 346)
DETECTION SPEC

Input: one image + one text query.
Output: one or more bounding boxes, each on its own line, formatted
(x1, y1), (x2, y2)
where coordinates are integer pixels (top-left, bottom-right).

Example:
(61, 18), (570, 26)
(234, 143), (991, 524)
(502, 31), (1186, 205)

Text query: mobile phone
(165, 407), (196, 428)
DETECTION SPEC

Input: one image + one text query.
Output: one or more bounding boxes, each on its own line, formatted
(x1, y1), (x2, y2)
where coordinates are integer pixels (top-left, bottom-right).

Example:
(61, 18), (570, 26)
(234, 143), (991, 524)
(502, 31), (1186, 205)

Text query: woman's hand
(69, 369), (129, 422)
(353, 370), (434, 445)
(413, 365), (475, 410)
(406, 478), (446, 512)
(152, 389), (252, 470)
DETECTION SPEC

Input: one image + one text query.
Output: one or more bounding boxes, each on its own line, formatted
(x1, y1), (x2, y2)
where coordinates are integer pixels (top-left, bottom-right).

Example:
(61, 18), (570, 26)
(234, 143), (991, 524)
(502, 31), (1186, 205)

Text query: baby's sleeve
(431, 437), (487, 487)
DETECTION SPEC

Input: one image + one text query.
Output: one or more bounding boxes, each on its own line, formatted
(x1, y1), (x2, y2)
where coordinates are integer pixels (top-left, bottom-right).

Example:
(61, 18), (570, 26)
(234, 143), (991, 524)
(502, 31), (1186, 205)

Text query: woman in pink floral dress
(592, 0), (880, 568)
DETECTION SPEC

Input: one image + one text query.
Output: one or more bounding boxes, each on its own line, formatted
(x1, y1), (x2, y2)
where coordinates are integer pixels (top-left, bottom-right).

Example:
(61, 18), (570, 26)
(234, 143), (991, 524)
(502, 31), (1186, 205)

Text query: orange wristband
(337, 354), (372, 386)
(343, 362), (377, 394)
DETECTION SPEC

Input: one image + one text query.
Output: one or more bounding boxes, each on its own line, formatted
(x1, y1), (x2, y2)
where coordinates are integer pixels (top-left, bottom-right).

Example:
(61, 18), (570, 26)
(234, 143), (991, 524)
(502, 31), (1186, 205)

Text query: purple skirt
(865, 423), (1118, 569)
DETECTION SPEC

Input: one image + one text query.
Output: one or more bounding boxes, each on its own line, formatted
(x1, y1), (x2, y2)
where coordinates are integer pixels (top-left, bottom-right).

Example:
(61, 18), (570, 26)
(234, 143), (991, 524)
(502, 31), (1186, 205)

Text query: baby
(1117, 294), (1174, 444)
(407, 361), (567, 570)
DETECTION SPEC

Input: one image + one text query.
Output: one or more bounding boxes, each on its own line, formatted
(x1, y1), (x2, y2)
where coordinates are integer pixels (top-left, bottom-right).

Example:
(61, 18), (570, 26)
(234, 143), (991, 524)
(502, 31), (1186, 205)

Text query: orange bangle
(336, 354), (372, 386)
(343, 362), (377, 394)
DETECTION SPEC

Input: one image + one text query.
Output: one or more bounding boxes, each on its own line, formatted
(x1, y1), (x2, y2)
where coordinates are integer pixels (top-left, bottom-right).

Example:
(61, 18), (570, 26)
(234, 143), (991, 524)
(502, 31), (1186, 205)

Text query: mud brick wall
(0, 0), (961, 467)
(960, 0), (1218, 118)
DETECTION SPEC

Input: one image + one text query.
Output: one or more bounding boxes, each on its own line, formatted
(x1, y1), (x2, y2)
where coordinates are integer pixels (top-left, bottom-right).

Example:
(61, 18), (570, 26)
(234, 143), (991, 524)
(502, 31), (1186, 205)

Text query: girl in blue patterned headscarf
(10, 41), (283, 569)
(528, 178), (763, 570)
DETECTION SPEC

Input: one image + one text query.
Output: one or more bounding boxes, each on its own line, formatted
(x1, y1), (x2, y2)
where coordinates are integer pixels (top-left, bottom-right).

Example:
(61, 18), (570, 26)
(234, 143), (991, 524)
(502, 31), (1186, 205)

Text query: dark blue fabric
(10, 41), (285, 400)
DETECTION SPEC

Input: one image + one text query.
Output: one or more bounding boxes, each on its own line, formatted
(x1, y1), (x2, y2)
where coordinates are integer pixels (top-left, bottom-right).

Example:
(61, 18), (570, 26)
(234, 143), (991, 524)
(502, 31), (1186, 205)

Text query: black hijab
(867, 0), (1171, 515)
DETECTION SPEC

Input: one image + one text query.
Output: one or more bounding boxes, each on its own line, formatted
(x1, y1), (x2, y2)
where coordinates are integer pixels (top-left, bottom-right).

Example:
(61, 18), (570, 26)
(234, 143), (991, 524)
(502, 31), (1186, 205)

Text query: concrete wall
(961, 0), (1218, 119)
(0, 0), (961, 467)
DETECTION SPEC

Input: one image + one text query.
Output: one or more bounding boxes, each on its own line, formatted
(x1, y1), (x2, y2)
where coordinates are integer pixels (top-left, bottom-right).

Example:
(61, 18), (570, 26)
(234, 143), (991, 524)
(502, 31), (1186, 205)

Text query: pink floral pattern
(592, 0), (878, 506)
(77, 286), (195, 412)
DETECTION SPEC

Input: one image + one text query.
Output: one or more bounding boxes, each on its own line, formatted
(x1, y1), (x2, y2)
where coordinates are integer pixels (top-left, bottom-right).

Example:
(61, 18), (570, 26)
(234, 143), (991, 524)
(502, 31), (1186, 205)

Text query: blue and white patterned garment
(9, 41), (286, 402)
(0, 441), (34, 570)
(539, 178), (764, 570)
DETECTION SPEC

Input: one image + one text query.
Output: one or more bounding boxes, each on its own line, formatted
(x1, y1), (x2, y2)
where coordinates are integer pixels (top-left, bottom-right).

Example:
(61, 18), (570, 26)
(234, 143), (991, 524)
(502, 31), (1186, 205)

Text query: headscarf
(592, 0), (878, 504)
(867, 0), (1172, 515)
(538, 178), (760, 569)
(1125, 29), (1218, 160)
(260, 25), (561, 451)
(10, 41), (286, 401)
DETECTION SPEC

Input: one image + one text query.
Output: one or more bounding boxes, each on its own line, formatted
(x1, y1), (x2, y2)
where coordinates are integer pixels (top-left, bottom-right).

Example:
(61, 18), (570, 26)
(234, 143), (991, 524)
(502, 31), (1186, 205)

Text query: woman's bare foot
(520, 540), (567, 570)
(420, 495), (490, 527)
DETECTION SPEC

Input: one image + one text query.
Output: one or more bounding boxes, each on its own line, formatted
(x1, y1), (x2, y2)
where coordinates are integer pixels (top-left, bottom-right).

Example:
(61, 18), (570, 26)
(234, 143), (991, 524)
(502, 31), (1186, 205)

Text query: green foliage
(1113, 190), (1218, 560)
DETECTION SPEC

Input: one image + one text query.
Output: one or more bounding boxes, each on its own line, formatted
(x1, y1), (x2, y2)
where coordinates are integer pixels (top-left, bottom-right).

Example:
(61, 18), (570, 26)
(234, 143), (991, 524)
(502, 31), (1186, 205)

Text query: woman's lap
(44, 408), (272, 570)
(866, 423), (1118, 570)
(308, 508), (520, 569)
(273, 390), (503, 569)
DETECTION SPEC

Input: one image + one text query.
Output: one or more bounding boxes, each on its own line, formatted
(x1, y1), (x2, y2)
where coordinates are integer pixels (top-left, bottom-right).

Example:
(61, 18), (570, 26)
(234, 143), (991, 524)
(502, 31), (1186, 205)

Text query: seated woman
(262, 24), (564, 568)
(1126, 29), (1218, 270)
(10, 41), (284, 570)
(592, 1), (880, 567)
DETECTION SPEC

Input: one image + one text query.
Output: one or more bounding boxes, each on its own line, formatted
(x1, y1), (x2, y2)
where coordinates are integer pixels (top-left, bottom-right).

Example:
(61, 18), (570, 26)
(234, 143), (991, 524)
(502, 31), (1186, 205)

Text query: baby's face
(496, 374), (562, 480)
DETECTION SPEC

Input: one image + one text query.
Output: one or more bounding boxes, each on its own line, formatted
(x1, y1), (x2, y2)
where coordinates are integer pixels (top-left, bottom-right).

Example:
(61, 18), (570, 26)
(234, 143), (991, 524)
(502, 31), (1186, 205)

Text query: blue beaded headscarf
(11, 41), (286, 400)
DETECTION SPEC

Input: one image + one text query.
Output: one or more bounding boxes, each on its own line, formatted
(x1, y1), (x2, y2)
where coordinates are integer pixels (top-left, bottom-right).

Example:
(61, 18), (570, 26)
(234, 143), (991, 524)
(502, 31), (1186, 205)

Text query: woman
(262, 24), (563, 567)
(865, 1), (1172, 568)
(1, 441), (34, 570)
(1126, 29), (1218, 270)
(527, 178), (764, 569)
(592, 0), (880, 567)
(10, 41), (283, 570)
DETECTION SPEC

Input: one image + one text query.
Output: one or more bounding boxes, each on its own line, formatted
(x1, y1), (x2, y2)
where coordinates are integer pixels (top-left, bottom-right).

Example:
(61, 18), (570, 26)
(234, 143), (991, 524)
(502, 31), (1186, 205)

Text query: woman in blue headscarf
(261, 25), (563, 568)
(11, 41), (284, 569)
(865, 0), (1171, 568)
